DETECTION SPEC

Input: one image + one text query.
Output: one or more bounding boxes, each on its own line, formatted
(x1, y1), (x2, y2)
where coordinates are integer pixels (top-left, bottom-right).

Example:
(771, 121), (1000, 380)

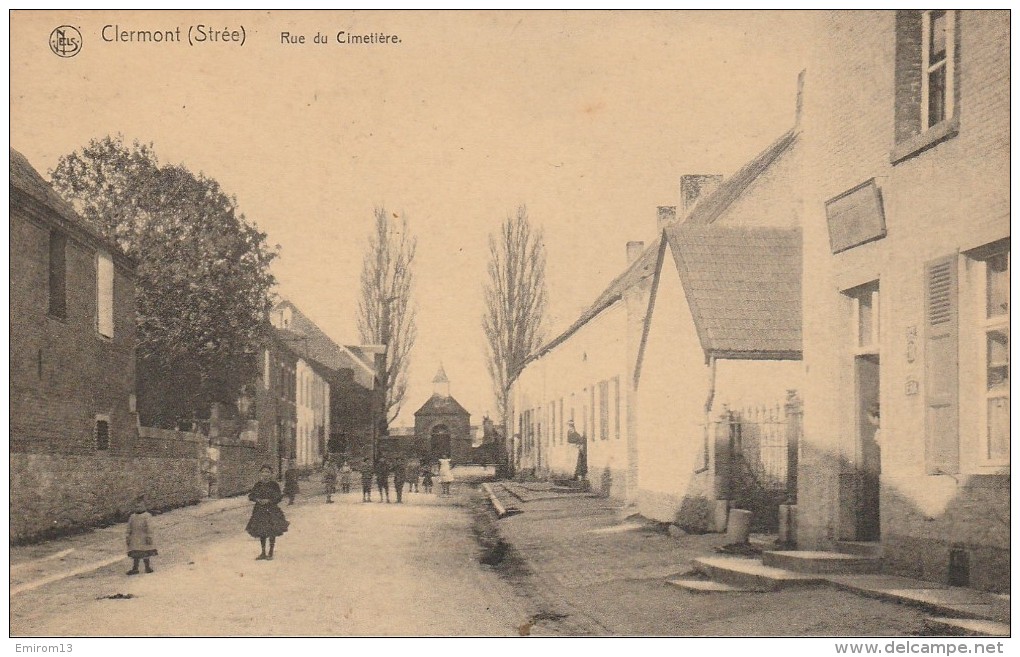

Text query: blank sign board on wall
(825, 179), (887, 253)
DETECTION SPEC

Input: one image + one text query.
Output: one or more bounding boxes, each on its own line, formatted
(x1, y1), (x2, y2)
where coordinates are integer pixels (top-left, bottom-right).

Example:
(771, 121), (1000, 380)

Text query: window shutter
(924, 255), (959, 474)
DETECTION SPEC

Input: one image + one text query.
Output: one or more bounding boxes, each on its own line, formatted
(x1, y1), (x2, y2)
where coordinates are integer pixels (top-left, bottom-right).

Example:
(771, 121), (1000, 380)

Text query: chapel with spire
(413, 363), (472, 465)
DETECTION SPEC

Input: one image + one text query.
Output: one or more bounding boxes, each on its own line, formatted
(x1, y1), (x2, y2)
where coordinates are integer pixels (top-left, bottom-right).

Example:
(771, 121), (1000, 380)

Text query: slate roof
(272, 300), (377, 387)
(414, 393), (470, 417)
(664, 222), (802, 358)
(684, 129), (799, 226)
(10, 147), (133, 267)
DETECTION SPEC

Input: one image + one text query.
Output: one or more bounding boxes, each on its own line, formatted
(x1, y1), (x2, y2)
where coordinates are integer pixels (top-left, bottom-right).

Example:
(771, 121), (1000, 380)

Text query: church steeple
(432, 363), (450, 397)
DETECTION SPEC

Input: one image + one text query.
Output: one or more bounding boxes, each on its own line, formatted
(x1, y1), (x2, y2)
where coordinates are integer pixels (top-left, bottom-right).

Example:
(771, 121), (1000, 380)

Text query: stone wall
(10, 448), (203, 544)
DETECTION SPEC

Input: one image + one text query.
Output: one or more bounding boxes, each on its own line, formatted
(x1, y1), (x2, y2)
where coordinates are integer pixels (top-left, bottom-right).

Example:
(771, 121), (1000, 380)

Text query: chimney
(679, 174), (723, 218)
(795, 69), (806, 129)
(656, 206), (677, 232)
(626, 240), (645, 264)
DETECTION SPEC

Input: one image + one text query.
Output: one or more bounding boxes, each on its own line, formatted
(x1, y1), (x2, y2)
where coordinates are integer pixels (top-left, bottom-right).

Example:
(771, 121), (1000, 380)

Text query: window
(893, 11), (958, 163)
(612, 377), (621, 440)
(981, 251), (1009, 464)
(48, 231), (67, 318)
(549, 402), (557, 445)
(922, 10), (953, 130)
(598, 380), (609, 440)
(851, 282), (881, 354)
(95, 416), (110, 450)
(96, 251), (114, 337)
(558, 399), (564, 444)
(264, 350), (271, 390)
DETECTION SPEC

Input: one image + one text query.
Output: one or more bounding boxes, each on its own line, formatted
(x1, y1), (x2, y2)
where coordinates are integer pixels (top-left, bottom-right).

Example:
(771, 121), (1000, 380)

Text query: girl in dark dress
(246, 465), (289, 560)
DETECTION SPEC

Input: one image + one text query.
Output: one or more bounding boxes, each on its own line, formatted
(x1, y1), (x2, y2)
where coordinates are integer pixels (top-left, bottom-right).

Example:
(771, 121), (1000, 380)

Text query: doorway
(855, 353), (881, 541)
(430, 424), (452, 460)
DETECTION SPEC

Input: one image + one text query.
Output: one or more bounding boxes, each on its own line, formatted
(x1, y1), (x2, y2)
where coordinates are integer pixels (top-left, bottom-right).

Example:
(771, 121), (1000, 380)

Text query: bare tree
(357, 207), (417, 425)
(483, 205), (548, 427)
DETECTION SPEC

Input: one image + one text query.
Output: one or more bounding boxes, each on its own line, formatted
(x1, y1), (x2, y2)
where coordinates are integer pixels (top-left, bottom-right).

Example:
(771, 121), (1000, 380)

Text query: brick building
(10, 148), (203, 542)
(413, 366), (473, 465)
(798, 11), (1009, 592)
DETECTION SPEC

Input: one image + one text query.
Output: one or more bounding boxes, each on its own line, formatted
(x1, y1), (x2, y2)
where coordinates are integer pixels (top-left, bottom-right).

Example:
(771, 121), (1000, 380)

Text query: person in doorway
(374, 455), (391, 503)
(125, 496), (158, 575)
(867, 402), (881, 446)
(566, 420), (587, 481)
(438, 457), (453, 496)
(359, 458), (374, 502)
(322, 458), (338, 504)
(339, 459), (354, 495)
(282, 460), (300, 505)
(246, 465), (289, 560)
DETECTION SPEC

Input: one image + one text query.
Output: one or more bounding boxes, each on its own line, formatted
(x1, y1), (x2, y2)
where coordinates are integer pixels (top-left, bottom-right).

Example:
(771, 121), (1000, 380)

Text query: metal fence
(716, 391), (802, 531)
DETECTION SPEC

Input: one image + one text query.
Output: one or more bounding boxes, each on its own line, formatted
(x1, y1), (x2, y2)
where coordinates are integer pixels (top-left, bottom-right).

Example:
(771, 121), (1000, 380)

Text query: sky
(10, 10), (811, 427)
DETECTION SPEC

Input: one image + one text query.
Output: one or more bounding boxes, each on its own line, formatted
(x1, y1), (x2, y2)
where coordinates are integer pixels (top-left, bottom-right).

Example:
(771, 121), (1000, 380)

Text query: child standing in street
(246, 465), (289, 560)
(421, 465), (434, 494)
(282, 460), (300, 505)
(322, 458), (338, 503)
(438, 457), (453, 496)
(125, 497), (157, 576)
(360, 459), (374, 502)
(339, 460), (353, 494)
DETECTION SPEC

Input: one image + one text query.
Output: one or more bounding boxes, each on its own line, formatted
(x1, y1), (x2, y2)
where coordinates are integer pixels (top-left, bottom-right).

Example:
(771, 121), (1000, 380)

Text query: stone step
(923, 617), (1011, 637)
(836, 540), (883, 557)
(667, 578), (761, 594)
(763, 550), (882, 575)
(693, 556), (824, 591)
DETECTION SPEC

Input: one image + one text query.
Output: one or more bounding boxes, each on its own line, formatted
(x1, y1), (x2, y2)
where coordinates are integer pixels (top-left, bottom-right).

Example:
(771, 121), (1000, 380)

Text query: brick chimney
(679, 174), (723, 218)
(656, 206), (677, 232)
(626, 240), (645, 264)
(795, 69), (806, 129)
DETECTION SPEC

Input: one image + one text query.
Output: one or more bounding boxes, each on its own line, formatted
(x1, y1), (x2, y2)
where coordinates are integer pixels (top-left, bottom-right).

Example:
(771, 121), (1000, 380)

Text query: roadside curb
(481, 483), (523, 519)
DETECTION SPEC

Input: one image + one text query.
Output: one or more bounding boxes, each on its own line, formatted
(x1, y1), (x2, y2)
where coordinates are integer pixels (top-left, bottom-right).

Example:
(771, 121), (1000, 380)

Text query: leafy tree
(356, 207), (417, 425)
(51, 135), (278, 426)
(483, 205), (548, 428)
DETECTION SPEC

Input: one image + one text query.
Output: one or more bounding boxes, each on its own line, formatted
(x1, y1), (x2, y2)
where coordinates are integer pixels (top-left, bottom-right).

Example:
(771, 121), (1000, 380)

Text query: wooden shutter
(924, 255), (959, 474)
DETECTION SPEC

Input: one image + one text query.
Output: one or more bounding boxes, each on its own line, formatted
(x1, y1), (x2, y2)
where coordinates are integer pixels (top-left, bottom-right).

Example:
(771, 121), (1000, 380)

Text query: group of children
(342, 456), (453, 503)
(123, 455), (457, 574)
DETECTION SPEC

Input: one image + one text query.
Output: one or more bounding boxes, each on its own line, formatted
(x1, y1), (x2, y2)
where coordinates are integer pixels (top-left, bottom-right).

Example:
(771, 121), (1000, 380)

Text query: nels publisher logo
(49, 25), (82, 58)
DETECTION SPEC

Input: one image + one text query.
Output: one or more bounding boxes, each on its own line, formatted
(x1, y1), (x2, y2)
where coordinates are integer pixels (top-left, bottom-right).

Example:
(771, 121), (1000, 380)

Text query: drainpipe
(694, 355), (717, 474)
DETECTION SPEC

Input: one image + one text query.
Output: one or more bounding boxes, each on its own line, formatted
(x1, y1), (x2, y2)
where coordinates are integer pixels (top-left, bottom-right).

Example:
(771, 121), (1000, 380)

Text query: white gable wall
(636, 247), (714, 522)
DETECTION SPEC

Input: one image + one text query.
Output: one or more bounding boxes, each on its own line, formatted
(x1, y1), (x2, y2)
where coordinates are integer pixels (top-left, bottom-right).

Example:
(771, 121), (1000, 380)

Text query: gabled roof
(273, 300), (377, 388)
(523, 237), (660, 366)
(10, 147), (133, 268)
(414, 393), (470, 417)
(664, 223), (802, 358)
(683, 129), (799, 226)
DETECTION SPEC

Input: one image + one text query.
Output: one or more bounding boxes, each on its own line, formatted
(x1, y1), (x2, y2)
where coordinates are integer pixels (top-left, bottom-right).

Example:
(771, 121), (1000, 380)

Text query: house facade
(509, 219), (662, 499)
(636, 222), (802, 525)
(10, 148), (204, 542)
(798, 11), (1009, 592)
(261, 300), (378, 472)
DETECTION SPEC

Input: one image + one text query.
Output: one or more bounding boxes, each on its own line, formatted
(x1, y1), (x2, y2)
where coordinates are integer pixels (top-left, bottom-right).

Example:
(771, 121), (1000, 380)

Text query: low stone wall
(214, 440), (260, 498)
(10, 450), (203, 544)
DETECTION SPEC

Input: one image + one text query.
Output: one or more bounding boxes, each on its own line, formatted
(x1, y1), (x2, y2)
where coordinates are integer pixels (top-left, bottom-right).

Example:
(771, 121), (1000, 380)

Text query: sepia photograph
(7, 8), (1011, 645)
